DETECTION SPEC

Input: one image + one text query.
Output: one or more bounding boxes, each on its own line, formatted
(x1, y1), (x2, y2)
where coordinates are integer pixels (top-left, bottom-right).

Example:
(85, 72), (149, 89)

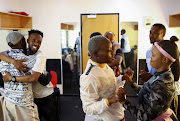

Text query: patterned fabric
(0, 49), (36, 107)
(124, 69), (175, 121)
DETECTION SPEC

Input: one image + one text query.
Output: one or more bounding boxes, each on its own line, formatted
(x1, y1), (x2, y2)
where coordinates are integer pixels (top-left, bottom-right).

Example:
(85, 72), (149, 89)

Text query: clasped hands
(139, 70), (151, 82)
(122, 69), (134, 85)
(108, 69), (134, 105)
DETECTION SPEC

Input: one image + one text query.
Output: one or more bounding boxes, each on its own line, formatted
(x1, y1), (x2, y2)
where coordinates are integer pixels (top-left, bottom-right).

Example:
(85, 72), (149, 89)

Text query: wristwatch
(11, 76), (16, 82)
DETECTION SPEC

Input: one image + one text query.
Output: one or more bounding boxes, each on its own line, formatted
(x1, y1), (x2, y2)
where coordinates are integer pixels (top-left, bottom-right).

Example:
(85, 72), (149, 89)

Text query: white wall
(1, 0), (180, 59)
(0, 0), (19, 12)
(0, 0), (20, 52)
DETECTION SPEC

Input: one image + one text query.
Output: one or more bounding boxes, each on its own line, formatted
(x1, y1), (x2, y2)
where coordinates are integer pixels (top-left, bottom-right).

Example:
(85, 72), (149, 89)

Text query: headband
(154, 42), (176, 62)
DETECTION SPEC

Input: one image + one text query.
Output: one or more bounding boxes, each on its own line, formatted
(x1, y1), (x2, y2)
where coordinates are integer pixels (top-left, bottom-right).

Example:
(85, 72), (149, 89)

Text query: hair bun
(170, 36), (179, 42)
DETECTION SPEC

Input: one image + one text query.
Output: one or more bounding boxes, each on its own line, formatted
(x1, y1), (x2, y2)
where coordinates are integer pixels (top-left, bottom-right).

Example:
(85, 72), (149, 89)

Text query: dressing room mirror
(60, 22), (81, 95)
(120, 22), (139, 96)
(120, 22), (138, 82)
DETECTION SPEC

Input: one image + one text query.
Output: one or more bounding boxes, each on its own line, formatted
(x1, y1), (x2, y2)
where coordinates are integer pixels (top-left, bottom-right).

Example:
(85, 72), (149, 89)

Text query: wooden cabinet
(134, 25), (138, 30)
(169, 13), (180, 27)
(0, 11), (32, 30)
(61, 23), (74, 30)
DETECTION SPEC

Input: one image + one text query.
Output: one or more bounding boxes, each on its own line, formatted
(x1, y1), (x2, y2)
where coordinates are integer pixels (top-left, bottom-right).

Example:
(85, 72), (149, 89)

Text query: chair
(50, 70), (58, 88)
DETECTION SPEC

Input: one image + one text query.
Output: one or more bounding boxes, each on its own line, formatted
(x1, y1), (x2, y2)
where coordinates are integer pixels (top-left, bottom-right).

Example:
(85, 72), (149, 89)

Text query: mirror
(120, 22), (138, 96)
(60, 22), (80, 95)
(120, 22), (138, 81)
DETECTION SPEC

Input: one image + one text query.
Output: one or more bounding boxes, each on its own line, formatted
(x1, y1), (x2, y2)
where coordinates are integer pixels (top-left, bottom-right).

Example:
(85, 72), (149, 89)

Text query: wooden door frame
(80, 13), (119, 74)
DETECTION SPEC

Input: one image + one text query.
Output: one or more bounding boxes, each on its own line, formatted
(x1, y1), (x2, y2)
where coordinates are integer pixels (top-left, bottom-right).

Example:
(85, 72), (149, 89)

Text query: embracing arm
(38, 71), (51, 86)
(3, 70), (51, 84)
(3, 51), (47, 83)
(16, 71), (41, 82)
(0, 52), (29, 72)
(3, 71), (41, 82)
(16, 52), (47, 83)
(0, 52), (13, 63)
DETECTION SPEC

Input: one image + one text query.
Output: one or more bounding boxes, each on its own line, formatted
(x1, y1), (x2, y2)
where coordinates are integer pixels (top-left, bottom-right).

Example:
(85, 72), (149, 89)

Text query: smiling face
(149, 26), (164, 44)
(27, 33), (42, 55)
(150, 45), (165, 70)
(96, 39), (113, 63)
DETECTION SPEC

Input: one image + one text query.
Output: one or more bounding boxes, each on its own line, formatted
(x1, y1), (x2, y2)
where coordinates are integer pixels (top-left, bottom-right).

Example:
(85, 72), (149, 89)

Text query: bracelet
(106, 98), (111, 107)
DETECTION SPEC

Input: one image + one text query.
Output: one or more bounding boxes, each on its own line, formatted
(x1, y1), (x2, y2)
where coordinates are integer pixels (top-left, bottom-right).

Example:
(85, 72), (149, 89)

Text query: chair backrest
(50, 70), (58, 88)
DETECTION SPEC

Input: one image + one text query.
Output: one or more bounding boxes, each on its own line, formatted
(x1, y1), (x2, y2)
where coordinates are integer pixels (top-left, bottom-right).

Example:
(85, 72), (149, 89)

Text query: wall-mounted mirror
(60, 22), (80, 95)
(120, 22), (138, 96)
(120, 22), (138, 80)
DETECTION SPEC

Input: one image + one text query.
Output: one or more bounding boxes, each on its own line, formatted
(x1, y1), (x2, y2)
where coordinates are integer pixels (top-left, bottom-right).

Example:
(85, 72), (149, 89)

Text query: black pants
(121, 52), (131, 70)
(34, 92), (59, 121)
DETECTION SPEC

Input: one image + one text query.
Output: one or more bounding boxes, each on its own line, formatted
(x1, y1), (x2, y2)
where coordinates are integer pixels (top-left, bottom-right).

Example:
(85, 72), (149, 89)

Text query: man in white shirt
(120, 29), (131, 71)
(26, 30), (56, 121)
(74, 32), (81, 72)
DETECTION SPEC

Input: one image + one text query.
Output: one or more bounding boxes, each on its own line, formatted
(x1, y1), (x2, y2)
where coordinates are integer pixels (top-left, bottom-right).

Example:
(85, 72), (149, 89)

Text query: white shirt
(146, 46), (157, 75)
(121, 34), (130, 53)
(75, 36), (80, 54)
(80, 59), (125, 121)
(65, 54), (74, 70)
(31, 51), (54, 98)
